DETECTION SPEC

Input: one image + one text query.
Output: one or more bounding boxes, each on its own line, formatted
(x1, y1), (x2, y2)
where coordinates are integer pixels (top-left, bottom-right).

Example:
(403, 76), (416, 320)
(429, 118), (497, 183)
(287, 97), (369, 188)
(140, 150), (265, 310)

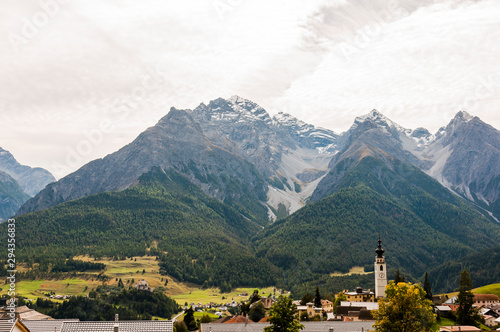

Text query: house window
(380, 265), (383, 271)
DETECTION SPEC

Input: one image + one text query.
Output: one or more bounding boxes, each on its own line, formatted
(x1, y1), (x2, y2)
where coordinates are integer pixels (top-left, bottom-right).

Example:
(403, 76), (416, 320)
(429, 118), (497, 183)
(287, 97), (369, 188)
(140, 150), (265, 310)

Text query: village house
(249, 297), (276, 310)
(474, 294), (500, 306)
(133, 279), (154, 292)
(439, 326), (481, 332)
(341, 287), (375, 302)
(296, 302), (323, 320)
(0, 319), (30, 332)
(0, 306), (51, 321)
(320, 299), (333, 313)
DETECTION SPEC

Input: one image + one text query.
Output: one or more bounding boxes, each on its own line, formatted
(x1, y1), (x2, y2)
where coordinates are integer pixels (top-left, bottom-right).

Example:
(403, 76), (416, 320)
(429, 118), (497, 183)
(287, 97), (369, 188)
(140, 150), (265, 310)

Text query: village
(1, 239), (499, 332)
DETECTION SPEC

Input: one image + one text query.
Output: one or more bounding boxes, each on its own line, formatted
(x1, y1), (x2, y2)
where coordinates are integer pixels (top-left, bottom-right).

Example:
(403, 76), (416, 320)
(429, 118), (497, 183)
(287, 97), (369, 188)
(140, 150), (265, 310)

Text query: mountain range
(0, 147), (55, 221)
(7, 96), (500, 293)
(18, 97), (500, 223)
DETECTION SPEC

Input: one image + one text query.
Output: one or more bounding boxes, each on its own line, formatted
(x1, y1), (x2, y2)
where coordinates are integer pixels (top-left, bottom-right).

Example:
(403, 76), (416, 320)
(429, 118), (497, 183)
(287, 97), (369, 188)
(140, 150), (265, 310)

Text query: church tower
(374, 236), (387, 299)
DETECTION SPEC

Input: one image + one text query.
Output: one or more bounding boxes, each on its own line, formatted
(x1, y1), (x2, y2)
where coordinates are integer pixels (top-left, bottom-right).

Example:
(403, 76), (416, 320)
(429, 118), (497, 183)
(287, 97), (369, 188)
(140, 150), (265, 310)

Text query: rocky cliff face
(16, 98), (500, 223)
(312, 109), (500, 222)
(0, 170), (30, 221)
(421, 111), (500, 221)
(0, 147), (55, 197)
(19, 96), (339, 220)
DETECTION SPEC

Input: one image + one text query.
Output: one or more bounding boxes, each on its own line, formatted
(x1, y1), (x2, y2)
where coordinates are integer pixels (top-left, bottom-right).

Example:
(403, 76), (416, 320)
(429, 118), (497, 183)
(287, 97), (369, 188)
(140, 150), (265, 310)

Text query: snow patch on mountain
(267, 172), (328, 221)
(266, 146), (334, 219)
(425, 145), (452, 183)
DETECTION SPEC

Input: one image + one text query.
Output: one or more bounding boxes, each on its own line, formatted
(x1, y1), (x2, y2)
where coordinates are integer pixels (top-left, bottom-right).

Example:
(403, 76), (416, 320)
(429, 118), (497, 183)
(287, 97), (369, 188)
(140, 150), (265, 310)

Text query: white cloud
(0, 0), (499, 178)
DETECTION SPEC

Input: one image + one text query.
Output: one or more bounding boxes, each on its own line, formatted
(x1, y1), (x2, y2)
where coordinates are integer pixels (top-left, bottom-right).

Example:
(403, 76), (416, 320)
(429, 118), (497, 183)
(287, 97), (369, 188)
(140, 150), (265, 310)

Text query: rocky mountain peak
(353, 109), (402, 132)
(199, 96), (273, 125)
(0, 147), (55, 197)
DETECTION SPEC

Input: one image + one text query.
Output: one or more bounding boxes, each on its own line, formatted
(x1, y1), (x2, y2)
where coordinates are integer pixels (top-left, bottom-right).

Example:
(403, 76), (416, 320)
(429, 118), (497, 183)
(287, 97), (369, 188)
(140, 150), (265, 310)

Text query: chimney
(115, 314), (119, 322)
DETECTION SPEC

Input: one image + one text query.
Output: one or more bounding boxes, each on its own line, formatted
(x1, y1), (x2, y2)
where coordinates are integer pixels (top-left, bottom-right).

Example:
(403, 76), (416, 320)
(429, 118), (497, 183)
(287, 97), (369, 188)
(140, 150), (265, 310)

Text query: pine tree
(456, 270), (479, 326)
(314, 286), (322, 308)
(394, 269), (402, 283)
(423, 272), (432, 301)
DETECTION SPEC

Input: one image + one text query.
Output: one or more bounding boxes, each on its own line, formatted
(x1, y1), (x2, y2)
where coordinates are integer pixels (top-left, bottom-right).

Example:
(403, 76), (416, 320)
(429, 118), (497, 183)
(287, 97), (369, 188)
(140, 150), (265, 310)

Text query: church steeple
(374, 236), (387, 298)
(375, 235), (384, 258)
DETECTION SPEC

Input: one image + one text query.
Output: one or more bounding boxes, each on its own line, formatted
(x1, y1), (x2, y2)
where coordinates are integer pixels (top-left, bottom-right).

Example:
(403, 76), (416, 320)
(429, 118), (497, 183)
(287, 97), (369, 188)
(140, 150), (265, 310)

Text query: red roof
(258, 317), (270, 323)
(224, 315), (254, 324)
(473, 294), (500, 302)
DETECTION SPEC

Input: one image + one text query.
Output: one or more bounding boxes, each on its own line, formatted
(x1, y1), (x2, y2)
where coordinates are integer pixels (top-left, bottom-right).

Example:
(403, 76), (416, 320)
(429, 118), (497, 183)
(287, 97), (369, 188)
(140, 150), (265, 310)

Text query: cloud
(268, 0), (500, 133)
(0, 0), (499, 178)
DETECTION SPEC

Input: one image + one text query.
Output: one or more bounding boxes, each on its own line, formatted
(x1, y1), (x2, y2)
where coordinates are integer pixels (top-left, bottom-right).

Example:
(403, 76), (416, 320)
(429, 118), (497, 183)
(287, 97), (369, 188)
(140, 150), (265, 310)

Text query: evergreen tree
(394, 269), (402, 283)
(173, 321), (188, 332)
(183, 307), (197, 331)
(456, 270), (479, 326)
(264, 296), (304, 332)
(300, 293), (313, 305)
(314, 286), (322, 308)
(423, 272), (432, 301)
(249, 290), (261, 304)
(248, 302), (266, 322)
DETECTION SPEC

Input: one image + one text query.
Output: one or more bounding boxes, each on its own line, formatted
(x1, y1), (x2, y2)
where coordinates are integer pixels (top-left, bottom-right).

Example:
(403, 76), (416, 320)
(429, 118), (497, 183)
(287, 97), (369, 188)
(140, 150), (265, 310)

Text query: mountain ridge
(17, 97), (500, 223)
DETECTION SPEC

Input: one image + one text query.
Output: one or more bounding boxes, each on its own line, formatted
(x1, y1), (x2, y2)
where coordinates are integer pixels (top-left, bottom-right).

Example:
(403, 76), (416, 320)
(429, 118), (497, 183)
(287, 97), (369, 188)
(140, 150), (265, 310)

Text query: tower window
(380, 265), (383, 271)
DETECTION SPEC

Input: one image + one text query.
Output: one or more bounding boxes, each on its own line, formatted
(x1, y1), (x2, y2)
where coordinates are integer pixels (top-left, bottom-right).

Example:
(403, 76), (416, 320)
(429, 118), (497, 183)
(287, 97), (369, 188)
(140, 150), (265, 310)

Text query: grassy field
(171, 287), (277, 306)
(0, 278), (94, 299)
(0, 256), (280, 306)
(442, 282), (500, 299)
(330, 266), (372, 277)
(473, 283), (500, 298)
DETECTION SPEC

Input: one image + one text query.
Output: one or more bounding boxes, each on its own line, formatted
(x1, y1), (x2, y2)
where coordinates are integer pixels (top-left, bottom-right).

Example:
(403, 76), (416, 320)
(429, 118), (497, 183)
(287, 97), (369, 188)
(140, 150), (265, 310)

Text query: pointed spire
(375, 235), (385, 258)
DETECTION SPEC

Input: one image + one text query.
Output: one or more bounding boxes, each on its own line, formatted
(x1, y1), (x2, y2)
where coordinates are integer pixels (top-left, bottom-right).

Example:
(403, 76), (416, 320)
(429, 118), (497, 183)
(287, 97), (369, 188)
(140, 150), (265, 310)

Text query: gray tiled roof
(0, 319), (15, 332)
(201, 321), (374, 332)
(23, 319), (79, 332)
(61, 321), (173, 332)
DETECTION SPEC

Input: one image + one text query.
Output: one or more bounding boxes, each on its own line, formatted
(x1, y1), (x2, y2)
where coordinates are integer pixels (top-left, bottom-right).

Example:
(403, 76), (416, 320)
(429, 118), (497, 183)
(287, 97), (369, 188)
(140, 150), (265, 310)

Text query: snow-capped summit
(196, 96), (273, 125)
(273, 112), (338, 150)
(352, 109), (404, 132)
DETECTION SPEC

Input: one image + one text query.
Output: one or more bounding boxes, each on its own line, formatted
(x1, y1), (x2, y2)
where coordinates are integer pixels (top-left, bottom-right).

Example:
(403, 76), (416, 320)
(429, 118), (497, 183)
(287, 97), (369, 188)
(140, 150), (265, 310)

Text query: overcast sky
(1, 0), (500, 179)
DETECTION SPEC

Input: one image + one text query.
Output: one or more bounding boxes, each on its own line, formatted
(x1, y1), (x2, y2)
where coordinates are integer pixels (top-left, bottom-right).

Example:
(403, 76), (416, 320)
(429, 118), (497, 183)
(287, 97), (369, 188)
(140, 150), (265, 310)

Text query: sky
(1, 0), (500, 179)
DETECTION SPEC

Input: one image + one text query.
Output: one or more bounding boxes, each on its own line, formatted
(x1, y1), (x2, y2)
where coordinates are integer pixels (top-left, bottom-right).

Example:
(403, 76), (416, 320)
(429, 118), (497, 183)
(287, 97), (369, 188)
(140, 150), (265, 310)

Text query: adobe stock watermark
(457, 75), (497, 113)
(213, 0), (244, 19)
(8, 0), (70, 52)
(51, 66), (166, 177)
(6, 218), (17, 323)
(339, 0), (409, 60)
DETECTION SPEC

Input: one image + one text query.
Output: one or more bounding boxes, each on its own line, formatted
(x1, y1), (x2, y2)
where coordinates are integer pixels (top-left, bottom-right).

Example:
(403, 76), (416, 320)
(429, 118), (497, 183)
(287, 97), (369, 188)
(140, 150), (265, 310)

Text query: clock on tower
(374, 236), (387, 299)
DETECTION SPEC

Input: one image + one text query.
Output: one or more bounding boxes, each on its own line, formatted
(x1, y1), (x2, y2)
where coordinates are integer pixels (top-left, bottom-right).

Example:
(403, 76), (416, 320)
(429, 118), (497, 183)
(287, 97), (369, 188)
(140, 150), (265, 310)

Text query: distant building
(474, 294), (500, 306)
(134, 279), (154, 292)
(0, 306), (52, 321)
(439, 326), (481, 332)
(374, 236), (387, 299)
(0, 319), (29, 332)
(340, 301), (379, 311)
(59, 320), (173, 332)
(23, 319), (79, 332)
(296, 302), (322, 319)
(342, 287), (375, 302)
(249, 298), (275, 310)
(320, 299), (333, 313)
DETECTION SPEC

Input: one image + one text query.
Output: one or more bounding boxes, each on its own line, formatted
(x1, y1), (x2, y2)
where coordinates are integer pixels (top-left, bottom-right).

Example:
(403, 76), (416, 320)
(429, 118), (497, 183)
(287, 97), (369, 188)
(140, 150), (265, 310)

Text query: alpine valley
(5, 96), (500, 294)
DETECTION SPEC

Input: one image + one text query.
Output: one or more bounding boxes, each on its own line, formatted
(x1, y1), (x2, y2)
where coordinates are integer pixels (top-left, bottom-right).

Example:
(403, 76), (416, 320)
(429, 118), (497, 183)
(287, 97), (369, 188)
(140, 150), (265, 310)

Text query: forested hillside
(255, 155), (500, 292)
(6, 167), (277, 289)
(428, 245), (500, 294)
